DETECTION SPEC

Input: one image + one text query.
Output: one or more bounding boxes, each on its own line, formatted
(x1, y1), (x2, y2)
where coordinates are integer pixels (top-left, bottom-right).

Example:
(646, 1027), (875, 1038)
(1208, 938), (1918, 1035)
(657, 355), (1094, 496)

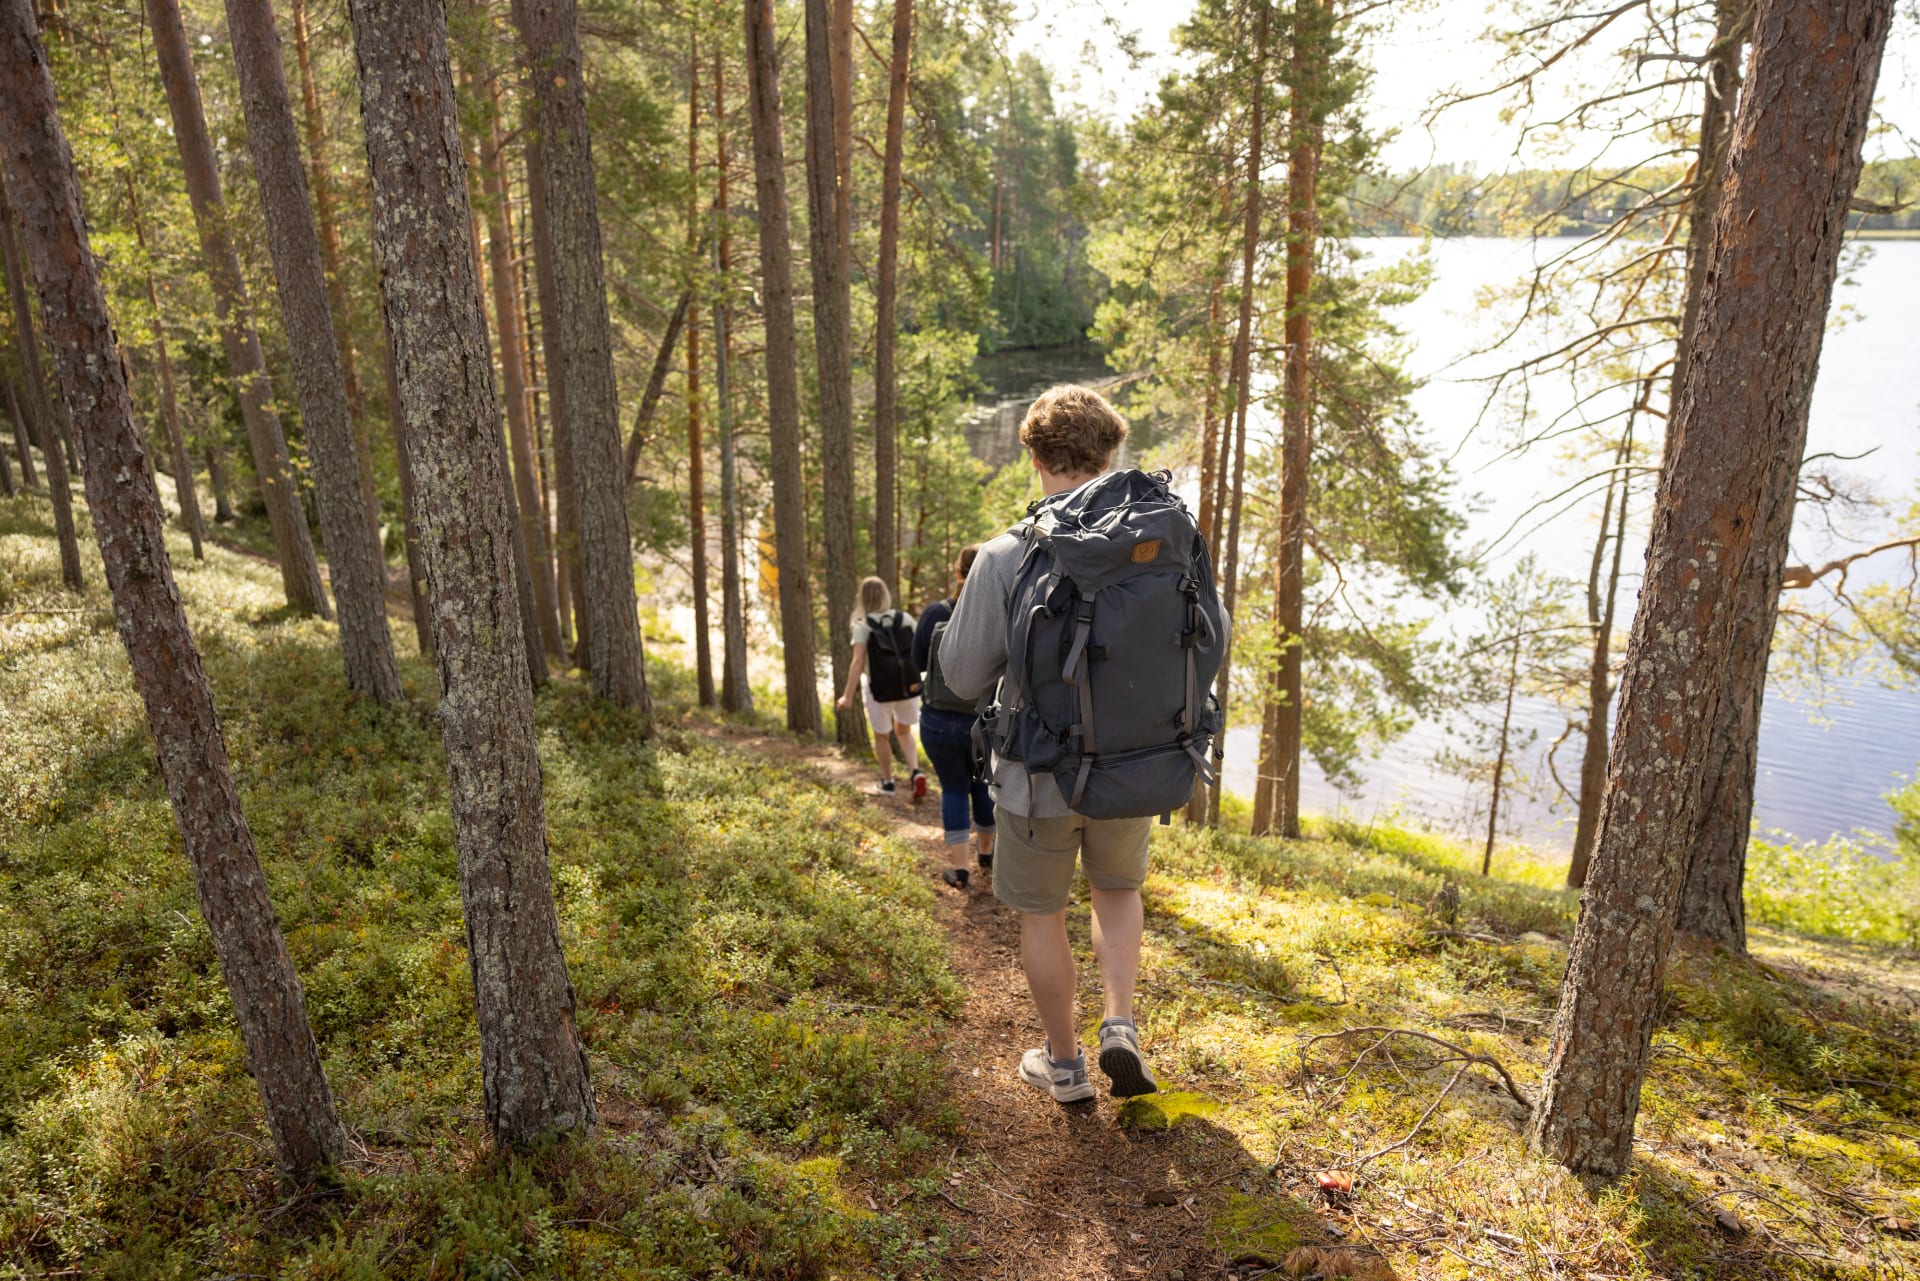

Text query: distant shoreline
(1355, 229), (1920, 241)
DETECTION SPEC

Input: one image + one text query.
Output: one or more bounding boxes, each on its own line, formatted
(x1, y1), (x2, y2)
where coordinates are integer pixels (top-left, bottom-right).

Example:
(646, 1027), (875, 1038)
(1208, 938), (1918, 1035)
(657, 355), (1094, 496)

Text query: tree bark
(227, 0), (403, 705)
(714, 45), (752, 716)
(0, 0), (344, 1178)
(0, 169), (82, 587)
(1672, 0), (1767, 953)
(870, 0), (911, 596)
(346, 0), (594, 1146)
(684, 42), (714, 706)
(384, 335), (434, 661)
(5, 375), (35, 489)
(202, 395), (235, 522)
(1483, 630), (1523, 875)
(1527, 0), (1891, 1178)
(1568, 445), (1632, 887)
(1674, 506), (1784, 952)
(146, 0), (330, 618)
(621, 290), (690, 487)
(744, 0), (823, 735)
(291, 0), (382, 553)
(1206, 1), (1266, 827)
(484, 82), (564, 661)
(803, 0), (861, 749)
(510, 0), (649, 714)
(1668, 0), (1749, 439)
(1268, 0), (1320, 840)
(522, 135), (588, 668)
(465, 177), (549, 693)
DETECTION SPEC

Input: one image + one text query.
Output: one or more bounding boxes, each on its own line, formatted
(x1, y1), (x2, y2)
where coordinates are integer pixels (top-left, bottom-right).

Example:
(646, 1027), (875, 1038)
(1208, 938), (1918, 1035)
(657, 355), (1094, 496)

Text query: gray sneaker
(1018, 1045), (1095, 1103)
(1097, 1018), (1158, 1098)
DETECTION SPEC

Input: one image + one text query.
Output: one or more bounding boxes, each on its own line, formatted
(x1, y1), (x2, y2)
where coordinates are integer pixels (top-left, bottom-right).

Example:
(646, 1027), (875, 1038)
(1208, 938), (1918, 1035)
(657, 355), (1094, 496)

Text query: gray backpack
(921, 616), (977, 714)
(982, 469), (1227, 820)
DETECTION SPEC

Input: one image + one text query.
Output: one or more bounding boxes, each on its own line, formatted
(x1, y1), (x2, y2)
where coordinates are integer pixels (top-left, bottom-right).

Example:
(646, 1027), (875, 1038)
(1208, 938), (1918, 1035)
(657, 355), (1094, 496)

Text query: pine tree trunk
(686, 43), (715, 706)
(1568, 446), (1632, 887)
(291, 0), (382, 553)
(1527, 0), (1891, 1178)
(0, 406), (12, 493)
(744, 0), (823, 736)
(510, 0), (649, 715)
(1676, 488), (1789, 952)
(6, 376), (36, 489)
(871, 0), (911, 597)
(0, 1), (344, 1177)
(347, 0), (595, 1145)
(714, 46), (752, 716)
(621, 292), (690, 485)
(466, 183), (549, 693)
(1671, 1), (1766, 953)
(1484, 632), (1523, 876)
(803, 0), (861, 749)
(1196, 279), (1224, 553)
(484, 83), (564, 661)
(1206, 1), (1266, 827)
(146, 0), (330, 619)
(227, 0), (402, 705)
(385, 336), (434, 662)
(202, 400), (235, 522)
(0, 169), (82, 587)
(522, 137), (589, 668)
(1669, 0), (1748, 434)
(1270, 0), (1321, 841)
(1184, 282), (1225, 827)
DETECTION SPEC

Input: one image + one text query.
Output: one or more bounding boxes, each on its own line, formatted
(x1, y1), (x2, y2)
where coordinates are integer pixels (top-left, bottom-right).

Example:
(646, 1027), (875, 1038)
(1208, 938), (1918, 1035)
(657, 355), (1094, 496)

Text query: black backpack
(982, 469), (1227, 820)
(863, 609), (922, 702)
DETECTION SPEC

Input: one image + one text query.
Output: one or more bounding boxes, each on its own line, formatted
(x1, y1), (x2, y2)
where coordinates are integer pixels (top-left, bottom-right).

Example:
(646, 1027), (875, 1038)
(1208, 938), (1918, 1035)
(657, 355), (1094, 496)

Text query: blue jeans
(920, 708), (994, 845)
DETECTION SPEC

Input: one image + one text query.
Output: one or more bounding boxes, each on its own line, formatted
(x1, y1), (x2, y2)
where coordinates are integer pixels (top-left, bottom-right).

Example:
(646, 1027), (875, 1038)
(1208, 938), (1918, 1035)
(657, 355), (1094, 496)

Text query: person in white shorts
(835, 576), (928, 799)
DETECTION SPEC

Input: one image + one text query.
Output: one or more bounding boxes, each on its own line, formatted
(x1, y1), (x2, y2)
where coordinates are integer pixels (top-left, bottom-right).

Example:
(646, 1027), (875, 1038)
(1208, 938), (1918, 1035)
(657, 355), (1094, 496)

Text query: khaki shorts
(992, 808), (1152, 914)
(863, 685), (919, 733)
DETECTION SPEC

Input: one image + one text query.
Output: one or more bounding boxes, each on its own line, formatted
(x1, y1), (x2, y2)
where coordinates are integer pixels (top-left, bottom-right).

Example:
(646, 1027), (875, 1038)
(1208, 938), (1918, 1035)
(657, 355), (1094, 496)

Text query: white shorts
(864, 685), (919, 733)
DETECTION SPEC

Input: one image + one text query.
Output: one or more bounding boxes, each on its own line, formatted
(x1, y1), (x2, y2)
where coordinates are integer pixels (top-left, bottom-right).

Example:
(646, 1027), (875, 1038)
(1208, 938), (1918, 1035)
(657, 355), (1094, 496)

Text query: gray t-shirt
(939, 489), (1083, 818)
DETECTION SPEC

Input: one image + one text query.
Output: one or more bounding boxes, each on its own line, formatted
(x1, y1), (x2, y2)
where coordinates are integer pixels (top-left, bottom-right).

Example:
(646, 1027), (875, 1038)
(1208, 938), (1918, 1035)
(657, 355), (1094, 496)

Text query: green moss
(1208, 1190), (1307, 1263)
(1116, 1089), (1220, 1131)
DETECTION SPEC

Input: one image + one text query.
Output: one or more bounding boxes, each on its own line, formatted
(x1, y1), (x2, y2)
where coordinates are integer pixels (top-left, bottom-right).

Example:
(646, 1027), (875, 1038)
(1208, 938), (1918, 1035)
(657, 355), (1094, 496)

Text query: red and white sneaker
(910, 769), (929, 803)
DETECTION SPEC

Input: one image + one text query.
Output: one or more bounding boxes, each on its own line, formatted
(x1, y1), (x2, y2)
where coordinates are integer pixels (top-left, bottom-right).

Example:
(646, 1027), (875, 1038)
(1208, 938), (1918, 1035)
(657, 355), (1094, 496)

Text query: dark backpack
(921, 618), (977, 714)
(982, 469), (1227, 820)
(863, 609), (921, 702)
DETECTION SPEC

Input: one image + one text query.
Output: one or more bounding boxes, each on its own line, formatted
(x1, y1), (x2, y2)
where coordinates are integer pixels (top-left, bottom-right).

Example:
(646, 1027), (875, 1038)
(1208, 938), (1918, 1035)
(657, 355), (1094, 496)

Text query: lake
(972, 237), (1920, 852)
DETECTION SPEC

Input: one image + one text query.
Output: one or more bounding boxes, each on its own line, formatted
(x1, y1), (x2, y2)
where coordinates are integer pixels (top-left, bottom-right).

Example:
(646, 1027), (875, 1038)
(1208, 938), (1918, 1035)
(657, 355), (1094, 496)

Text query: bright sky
(1014, 0), (1920, 171)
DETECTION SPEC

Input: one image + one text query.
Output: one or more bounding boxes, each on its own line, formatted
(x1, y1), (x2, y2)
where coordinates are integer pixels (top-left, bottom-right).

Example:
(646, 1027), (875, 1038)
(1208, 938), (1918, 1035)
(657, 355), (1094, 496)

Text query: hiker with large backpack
(942, 385), (1228, 1104)
(835, 576), (929, 800)
(913, 544), (996, 891)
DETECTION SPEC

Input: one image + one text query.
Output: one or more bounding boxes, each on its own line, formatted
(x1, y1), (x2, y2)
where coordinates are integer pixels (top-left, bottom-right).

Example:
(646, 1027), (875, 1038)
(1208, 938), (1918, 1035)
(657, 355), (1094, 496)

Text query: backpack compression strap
(1062, 597), (1099, 810)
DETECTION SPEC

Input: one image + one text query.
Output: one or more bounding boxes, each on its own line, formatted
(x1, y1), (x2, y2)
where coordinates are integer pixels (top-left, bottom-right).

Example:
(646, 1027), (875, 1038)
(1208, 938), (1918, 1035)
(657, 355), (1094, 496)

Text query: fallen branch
(1299, 1025), (1535, 1113)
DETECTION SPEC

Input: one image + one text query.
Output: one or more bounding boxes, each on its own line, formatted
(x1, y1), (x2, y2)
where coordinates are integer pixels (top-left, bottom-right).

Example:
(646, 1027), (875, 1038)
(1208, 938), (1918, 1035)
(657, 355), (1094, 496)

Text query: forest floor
(3, 492), (1920, 1280)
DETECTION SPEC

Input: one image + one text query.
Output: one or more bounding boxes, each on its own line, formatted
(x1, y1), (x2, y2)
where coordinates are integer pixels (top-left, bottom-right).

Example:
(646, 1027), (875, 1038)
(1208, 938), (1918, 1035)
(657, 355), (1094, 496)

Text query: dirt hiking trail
(700, 722), (1360, 1281)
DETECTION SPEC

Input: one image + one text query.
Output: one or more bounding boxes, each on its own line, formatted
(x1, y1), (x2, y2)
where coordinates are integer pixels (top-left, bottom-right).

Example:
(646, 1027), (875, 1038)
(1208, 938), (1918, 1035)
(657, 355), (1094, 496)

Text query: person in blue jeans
(914, 545), (995, 891)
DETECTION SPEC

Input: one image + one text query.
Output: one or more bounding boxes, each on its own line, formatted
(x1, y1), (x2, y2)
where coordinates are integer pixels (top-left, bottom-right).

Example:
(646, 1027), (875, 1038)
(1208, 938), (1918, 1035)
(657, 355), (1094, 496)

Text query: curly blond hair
(1019, 384), (1128, 477)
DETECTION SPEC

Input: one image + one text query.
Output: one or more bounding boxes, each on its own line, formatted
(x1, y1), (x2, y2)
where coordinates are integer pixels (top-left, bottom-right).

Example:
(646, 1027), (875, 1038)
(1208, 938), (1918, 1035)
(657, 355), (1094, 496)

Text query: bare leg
(975, 826), (996, 860)
(1020, 908), (1080, 1060)
(894, 724), (918, 773)
(1089, 886), (1142, 1023)
(874, 725), (895, 781)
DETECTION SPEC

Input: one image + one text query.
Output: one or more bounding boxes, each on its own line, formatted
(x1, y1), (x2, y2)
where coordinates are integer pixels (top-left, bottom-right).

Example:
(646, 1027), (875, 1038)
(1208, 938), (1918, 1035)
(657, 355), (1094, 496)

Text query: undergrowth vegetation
(4, 491), (1918, 1280)
(0, 497), (960, 1279)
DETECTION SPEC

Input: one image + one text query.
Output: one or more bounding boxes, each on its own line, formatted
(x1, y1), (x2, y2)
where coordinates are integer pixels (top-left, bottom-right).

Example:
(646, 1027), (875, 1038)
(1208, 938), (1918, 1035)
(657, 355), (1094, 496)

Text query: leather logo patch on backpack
(1131, 539), (1162, 564)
